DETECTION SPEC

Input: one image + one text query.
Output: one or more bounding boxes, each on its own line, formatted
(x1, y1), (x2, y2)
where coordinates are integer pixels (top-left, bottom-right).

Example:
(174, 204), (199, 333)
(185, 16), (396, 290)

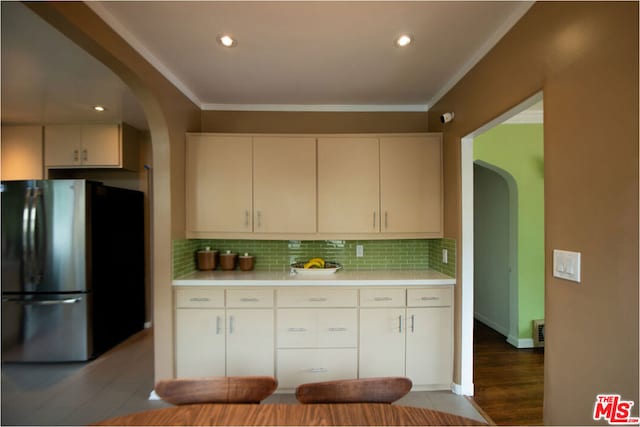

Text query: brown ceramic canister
(238, 253), (255, 271)
(220, 250), (238, 271)
(196, 247), (218, 270)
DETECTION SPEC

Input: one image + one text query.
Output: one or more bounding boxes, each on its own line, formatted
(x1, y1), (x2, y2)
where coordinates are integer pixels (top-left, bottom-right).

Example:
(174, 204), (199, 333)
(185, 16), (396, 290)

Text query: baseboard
(148, 389), (161, 400)
(506, 335), (534, 348)
(451, 382), (474, 396)
(474, 313), (508, 336)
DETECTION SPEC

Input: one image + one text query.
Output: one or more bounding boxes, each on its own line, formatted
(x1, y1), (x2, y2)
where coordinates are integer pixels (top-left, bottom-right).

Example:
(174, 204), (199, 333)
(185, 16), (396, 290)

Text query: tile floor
(1, 328), (487, 425)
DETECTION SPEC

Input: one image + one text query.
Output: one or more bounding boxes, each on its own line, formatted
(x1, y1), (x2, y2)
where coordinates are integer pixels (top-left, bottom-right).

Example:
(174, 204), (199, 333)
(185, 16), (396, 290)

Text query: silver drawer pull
(240, 298), (260, 302)
(309, 368), (328, 373)
(190, 297), (210, 302)
(374, 297), (393, 301)
(309, 297), (327, 302)
(287, 327), (307, 332)
(328, 327), (348, 332)
(421, 296), (439, 301)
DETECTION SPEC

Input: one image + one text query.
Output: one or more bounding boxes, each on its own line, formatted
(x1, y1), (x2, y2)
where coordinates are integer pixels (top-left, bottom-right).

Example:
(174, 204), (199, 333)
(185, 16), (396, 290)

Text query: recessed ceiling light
(396, 34), (413, 47)
(217, 34), (237, 48)
(93, 105), (106, 112)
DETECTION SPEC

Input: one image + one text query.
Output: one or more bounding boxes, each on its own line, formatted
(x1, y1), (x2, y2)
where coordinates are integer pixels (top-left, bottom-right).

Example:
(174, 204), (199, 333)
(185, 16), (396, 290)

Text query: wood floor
(472, 320), (545, 425)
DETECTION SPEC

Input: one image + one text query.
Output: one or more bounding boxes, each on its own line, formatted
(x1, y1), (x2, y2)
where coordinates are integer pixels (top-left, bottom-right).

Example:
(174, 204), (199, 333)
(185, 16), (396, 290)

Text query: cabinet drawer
(175, 288), (225, 308)
(227, 289), (274, 308)
(277, 308), (357, 348)
(277, 288), (357, 307)
(360, 288), (406, 307)
(407, 287), (452, 307)
(277, 348), (357, 389)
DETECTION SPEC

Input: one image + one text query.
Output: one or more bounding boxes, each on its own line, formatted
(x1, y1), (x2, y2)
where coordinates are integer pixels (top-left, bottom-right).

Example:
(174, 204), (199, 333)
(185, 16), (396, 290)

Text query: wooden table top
(94, 403), (487, 426)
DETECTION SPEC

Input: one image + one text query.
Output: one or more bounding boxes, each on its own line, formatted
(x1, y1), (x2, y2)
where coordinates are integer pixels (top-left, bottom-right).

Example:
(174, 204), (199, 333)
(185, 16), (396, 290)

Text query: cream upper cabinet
(317, 137), (380, 233)
(1, 125), (43, 180)
(186, 134), (253, 234)
(380, 135), (442, 234)
(253, 136), (316, 233)
(44, 124), (138, 170)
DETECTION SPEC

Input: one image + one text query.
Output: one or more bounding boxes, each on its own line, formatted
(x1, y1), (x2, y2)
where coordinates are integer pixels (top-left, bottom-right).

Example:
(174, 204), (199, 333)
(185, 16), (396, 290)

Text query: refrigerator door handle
(22, 188), (33, 284)
(1, 297), (83, 305)
(30, 188), (45, 285)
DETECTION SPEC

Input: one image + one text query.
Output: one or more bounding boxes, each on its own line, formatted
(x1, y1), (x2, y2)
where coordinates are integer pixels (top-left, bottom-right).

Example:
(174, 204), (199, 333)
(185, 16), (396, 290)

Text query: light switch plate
(356, 245), (364, 257)
(442, 249), (448, 264)
(553, 249), (581, 283)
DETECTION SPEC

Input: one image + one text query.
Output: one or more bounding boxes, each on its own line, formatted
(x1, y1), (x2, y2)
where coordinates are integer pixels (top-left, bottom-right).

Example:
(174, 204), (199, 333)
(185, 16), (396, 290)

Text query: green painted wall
(474, 123), (544, 341)
(173, 238), (456, 278)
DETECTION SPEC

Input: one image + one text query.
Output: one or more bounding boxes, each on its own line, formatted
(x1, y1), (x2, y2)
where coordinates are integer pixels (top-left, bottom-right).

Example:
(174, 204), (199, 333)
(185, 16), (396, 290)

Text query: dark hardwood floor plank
(472, 321), (544, 426)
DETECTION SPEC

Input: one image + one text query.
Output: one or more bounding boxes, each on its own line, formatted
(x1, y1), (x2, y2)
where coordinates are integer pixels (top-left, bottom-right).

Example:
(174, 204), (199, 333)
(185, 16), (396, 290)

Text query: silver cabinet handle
(421, 296), (439, 301)
(216, 316), (222, 335)
(411, 314), (415, 333)
(82, 149), (88, 161)
(3, 297), (82, 305)
(309, 368), (328, 373)
(244, 210), (250, 227)
(256, 210), (262, 228)
(385, 211), (388, 229)
(189, 297), (210, 302)
(240, 298), (259, 302)
(373, 211), (376, 228)
(328, 327), (347, 332)
(398, 315), (403, 333)
(229, 315), (235, 334)
(374, 296), (393, 302)
(73, 149), (79, 162)
(309, 297), (327, 302)
(287, 327), (307, 332)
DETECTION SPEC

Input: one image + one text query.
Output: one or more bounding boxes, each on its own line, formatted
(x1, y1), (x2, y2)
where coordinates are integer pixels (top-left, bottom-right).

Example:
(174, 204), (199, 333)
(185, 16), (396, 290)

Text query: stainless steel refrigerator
(1, 179), (145, 362)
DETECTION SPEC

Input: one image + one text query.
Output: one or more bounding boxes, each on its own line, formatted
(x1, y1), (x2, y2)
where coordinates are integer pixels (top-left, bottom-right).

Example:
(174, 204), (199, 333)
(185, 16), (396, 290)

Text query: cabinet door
(253, 136), (316, 233)
(44, 125), (82, 167)
(226, 309), (274, 376)
(405, 307), (453, 386)
(317, 137), (380, 233)
(1, 126), (43, 180)
(359, 308), (406, 378)
(186, 135), (253, 233)
(380, 135), (442, 234)
(81, 124), (120, 166)
(277, 348), (358, 389)
(175, 308), (225, 377)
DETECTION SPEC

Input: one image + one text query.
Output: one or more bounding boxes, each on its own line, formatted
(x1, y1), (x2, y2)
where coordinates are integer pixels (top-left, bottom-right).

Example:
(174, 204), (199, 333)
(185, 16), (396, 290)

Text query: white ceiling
(1, 1), (535, 130)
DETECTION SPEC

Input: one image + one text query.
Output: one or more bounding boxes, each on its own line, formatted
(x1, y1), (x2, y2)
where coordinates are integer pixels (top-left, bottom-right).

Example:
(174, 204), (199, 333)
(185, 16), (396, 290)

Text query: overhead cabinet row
(186, 133), (442, 239)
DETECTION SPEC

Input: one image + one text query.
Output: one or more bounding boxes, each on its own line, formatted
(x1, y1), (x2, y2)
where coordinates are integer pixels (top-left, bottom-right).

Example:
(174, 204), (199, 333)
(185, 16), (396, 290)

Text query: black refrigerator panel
(1, 180), (89, 294)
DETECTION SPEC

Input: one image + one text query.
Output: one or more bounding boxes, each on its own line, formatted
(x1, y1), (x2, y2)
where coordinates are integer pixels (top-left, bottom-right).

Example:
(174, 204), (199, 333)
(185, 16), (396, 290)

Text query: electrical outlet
(356, 245), (364, 257)
(442, 249), (448, 264)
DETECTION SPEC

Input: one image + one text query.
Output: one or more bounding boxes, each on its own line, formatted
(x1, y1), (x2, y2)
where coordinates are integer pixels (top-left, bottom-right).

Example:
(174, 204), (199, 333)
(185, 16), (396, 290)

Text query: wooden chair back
(295, 377), (413, 404)
(155, 376), (278, 405)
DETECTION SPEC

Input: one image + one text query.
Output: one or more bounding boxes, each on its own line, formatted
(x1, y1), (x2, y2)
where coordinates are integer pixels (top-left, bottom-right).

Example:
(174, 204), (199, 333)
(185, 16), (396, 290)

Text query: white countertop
(173, 269), (455, 286)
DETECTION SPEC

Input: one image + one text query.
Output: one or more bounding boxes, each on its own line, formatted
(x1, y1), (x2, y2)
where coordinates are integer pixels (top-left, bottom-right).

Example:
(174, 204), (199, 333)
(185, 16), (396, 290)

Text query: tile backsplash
(173, 238), (456, 279)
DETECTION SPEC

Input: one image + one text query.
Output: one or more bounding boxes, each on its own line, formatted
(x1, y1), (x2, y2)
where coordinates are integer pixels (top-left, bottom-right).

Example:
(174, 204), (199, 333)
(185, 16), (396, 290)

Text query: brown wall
(26, 2), (202, 381)
(201, 111), (428, 133)
(428, 2), (638, 424)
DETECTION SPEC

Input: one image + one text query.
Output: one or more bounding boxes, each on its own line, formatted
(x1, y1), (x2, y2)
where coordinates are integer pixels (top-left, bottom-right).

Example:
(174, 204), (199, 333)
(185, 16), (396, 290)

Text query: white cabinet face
(359, 308), (406, 378)
(277, 348), (358, 389)
(175, 308), (225, 377)
(226, 309), (274, 376)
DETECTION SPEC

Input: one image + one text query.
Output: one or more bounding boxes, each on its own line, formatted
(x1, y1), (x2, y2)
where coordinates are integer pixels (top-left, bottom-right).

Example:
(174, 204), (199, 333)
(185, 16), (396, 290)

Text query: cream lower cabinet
(174, 285), (452, 390)
(174, 288), (274, 378)
(359, 287), (453, 388)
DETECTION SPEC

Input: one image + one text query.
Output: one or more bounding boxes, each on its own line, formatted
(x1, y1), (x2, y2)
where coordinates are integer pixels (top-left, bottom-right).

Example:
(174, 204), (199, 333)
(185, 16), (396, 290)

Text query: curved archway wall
(475, 124), (545, 346)
(25, 2), (202, 381)
(428, 2), (638, 424)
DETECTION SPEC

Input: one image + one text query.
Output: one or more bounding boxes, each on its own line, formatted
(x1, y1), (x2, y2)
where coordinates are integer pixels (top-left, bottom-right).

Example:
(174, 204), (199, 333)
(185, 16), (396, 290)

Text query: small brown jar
(238, 253), (255, 271)
(219, 250), (238, 271)
(196, 247), (218, 270)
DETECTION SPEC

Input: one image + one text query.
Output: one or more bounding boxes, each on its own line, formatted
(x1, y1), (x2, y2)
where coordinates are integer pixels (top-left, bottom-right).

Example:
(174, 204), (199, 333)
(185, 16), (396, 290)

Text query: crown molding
(427, 1), (535, 108)
(86, 2), (202, 108)
(201, 104), (429, 112)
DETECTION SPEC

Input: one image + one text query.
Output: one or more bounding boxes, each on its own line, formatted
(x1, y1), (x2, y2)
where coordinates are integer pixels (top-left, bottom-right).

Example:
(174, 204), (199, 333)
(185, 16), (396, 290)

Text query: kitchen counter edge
(173, 269), (456, 287)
